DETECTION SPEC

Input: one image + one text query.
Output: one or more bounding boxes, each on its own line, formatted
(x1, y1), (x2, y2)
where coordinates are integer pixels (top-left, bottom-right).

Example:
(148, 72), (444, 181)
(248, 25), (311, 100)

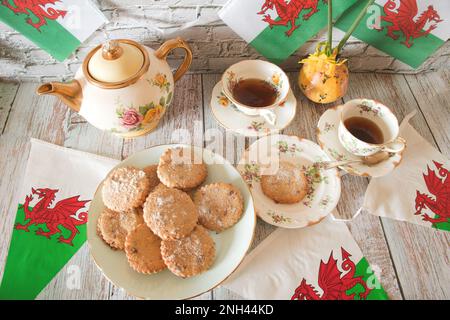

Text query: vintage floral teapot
(37, 38), (192, 138)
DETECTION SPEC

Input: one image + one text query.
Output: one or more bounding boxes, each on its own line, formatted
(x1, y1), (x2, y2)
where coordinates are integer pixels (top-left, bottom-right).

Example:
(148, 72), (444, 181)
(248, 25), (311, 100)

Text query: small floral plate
(317, 105), (403, 177)
(210, 81), (296, 137)
(237, 134), (341, 228)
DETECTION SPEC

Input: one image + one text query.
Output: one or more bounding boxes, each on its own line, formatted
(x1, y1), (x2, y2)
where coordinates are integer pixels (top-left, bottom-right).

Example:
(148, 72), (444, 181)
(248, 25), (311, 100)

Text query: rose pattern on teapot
(111, 72), (173, 135)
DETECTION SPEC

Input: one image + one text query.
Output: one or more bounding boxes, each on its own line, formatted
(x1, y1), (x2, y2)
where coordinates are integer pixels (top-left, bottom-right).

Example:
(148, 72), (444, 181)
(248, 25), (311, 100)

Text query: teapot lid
(83, 39), (150, 89)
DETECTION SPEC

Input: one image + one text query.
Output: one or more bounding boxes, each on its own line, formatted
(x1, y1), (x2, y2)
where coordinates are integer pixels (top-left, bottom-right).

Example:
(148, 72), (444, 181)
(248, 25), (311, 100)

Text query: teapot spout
(37, 80), (82, 112)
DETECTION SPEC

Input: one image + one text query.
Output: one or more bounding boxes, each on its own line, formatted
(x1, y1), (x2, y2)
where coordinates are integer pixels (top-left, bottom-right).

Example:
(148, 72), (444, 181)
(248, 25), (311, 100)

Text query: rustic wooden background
(0, 70), (448, 299)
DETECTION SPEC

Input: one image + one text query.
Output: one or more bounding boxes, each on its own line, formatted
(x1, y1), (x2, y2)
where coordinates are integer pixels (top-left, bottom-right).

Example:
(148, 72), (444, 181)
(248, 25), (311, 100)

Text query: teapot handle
(155, 38), (192, 82)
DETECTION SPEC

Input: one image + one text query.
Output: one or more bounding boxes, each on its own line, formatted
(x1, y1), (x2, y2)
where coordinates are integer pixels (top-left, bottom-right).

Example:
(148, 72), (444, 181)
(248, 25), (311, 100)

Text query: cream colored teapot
(37, 38), (192, 138)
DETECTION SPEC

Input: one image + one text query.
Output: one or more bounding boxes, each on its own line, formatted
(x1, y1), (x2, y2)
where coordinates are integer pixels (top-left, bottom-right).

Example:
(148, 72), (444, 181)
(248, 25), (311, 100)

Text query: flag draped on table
(335, 0), (450, 68)
(363, 115), (450, 232)
(218, 0), (358, 63)
(0, 139), (118, 299)
(222, 216), (388, 300)
(0, 0), (107, 61)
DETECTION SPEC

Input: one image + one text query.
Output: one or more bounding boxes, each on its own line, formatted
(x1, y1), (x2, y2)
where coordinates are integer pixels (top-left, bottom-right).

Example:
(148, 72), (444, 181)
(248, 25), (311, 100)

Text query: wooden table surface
(0, 70), (449, 300)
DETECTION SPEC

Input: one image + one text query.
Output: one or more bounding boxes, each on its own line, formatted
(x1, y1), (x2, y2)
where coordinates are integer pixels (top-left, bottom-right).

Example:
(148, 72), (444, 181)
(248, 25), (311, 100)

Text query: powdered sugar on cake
(102, 166), (151, 212)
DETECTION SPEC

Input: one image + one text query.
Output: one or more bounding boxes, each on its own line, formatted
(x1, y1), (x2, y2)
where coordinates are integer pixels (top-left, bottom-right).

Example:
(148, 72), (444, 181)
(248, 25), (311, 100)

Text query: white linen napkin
(363, 117), (449, 232)
(221, 216), (388, 300)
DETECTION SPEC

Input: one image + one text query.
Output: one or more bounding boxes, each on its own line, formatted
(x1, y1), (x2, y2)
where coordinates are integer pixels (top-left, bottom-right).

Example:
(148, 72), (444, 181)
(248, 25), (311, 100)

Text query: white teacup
(338, 99), (406, 157)
(221, 60), (290, 126)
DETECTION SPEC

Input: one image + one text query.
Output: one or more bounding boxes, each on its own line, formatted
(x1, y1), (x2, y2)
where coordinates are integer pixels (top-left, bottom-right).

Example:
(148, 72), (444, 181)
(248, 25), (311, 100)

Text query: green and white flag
(0, 0), (107, 61)
(223, 216), (388, 300)
(0, 139), (118, 299)
(218, 0), (358, 63)
(335, 0), (449, 68)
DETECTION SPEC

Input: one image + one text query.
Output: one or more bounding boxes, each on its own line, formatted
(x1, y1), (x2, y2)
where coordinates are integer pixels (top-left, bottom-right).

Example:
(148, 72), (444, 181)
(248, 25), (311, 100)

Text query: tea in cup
(338, 99), (406, 157)
(221, 60), (290, 125)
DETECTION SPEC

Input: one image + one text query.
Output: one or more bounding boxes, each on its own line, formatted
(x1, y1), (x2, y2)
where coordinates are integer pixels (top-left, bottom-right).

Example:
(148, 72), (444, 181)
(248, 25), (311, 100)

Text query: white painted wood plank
(2, 83), (69, 143)
(202, 73), (244, 166)
(0, 136), (30, 283)
(404, 70), (450, 157)
(0, 82), (19, 133)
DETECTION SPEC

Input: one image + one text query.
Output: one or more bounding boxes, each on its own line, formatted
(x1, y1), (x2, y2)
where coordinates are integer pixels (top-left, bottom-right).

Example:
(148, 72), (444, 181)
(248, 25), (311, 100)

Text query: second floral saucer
(317, 105), (404, 178)
(237, 134), (341, 229)
(209, 81), (296, 137)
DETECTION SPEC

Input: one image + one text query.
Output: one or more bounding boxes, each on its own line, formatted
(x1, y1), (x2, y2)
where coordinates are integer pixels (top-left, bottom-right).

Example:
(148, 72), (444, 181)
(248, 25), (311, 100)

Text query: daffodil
(298, 0), (375, 104)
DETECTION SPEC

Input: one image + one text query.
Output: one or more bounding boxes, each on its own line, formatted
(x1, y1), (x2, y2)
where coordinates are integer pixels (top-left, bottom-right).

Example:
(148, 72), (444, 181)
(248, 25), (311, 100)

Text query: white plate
(87, 144), (256, 299)
(237, 135), (341, 229)
(210, 81), (296, 137)
(317, 105), (403, 177)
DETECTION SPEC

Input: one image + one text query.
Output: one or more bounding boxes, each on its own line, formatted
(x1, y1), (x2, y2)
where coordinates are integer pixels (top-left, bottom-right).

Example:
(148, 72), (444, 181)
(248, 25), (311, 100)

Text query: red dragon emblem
(258, 0), (326, 37)
(376, 0), (443, 48)
(414, 161), (450, 225)
(291, 248), (372, 300)
(15, 187), (89, 246)
(1, 0), (67, 31)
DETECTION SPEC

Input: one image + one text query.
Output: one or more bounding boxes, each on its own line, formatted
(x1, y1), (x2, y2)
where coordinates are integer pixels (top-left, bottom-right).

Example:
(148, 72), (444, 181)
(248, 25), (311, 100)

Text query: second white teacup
(221, 60), (290, 126)
(338, 99), (406, 157)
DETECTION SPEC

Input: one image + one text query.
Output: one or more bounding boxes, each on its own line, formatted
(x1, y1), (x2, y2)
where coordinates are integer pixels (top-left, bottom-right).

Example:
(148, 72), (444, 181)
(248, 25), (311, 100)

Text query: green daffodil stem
(335, 0), (375, 55)
(326, 0), (333, 56)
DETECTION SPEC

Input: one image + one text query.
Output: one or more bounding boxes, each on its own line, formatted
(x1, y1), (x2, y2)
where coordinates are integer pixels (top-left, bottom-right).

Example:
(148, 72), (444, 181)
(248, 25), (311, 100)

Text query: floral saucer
(237, 134), (341, 228)
(210, 81), (296, 137)
(317, 105), (403, 177)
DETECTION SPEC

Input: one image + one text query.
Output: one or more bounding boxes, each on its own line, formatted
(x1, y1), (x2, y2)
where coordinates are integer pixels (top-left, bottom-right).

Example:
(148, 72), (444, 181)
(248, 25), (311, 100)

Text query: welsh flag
(335, 0), (450, 68)
(223, 216), (389, 300)
(0, 0), (107, 61)
(218, 0), (358, 63)
(363, 116), (450, 232)
(0, 139), (118, 299)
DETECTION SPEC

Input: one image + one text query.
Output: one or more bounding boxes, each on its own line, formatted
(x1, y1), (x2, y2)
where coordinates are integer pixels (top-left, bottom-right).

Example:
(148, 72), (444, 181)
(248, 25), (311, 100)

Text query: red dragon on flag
(291, 248), (372, 300)
(415, 161), (449, 225)
(1, 0), (67, 31)
(258, 0), (326, 36)
(15, 187), (89, 246)
(376, 0), (443, 48)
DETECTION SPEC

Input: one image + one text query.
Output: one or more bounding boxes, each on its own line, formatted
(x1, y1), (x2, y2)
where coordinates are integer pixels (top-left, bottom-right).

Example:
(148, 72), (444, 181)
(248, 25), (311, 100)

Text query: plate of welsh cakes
(87, 145), (256, 299)
(238, 134), (341, 229)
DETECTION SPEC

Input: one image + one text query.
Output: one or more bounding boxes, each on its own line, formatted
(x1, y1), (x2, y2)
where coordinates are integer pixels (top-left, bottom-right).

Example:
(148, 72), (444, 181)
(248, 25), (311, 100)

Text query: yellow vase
(298, 50), (349, 104)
